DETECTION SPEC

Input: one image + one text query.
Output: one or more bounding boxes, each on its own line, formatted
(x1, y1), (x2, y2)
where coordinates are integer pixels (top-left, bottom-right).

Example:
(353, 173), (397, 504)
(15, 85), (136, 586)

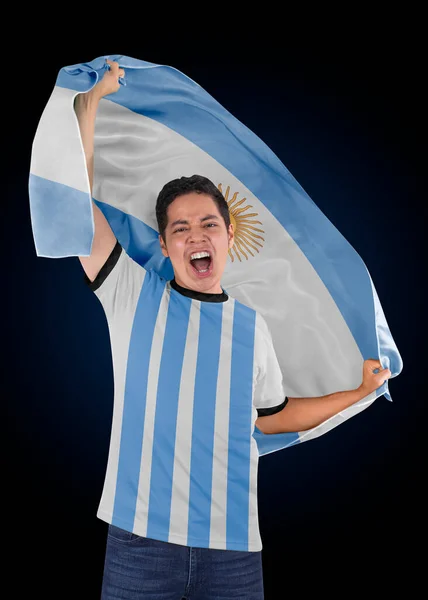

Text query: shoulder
(83, 239), (124, 292)
(83, 240), (153, 299)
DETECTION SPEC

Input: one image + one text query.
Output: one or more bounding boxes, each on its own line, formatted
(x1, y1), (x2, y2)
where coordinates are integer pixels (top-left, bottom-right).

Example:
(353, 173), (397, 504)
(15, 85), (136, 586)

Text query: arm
(74, 59), (124, 282)
(255, 359), (391, 434)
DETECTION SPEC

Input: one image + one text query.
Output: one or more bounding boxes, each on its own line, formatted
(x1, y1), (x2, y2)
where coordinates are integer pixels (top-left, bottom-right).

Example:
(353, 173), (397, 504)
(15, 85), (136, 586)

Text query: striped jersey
(85, 241), (287, 552)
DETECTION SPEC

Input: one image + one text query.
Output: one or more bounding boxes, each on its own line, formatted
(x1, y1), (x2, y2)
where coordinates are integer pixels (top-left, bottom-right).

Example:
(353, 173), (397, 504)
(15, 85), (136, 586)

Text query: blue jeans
(101, 524), (264, 599)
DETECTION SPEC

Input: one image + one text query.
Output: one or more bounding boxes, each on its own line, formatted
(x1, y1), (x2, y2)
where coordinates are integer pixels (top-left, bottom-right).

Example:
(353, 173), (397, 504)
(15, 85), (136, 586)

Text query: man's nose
(189, 229), (207, 242)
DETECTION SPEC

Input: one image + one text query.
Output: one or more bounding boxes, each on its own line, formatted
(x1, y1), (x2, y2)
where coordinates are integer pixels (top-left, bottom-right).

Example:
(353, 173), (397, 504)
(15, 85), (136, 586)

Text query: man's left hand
(359, 358), (391, 396)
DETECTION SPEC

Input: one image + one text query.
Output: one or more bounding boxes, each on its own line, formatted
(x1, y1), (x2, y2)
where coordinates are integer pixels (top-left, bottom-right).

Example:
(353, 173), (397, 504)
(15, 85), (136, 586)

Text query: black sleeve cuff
(83, 240), (123, 292)
(256, 396), (289, 418)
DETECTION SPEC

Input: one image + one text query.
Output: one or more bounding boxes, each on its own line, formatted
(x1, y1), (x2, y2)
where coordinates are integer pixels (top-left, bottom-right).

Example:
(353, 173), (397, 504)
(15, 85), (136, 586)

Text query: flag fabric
(29, 54), (402, 457)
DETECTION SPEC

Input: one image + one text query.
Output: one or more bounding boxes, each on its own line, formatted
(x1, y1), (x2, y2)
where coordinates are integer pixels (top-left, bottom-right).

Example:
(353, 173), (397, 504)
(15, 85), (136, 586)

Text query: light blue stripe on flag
(227, 301), (256, 550)
(28, 174), (94, 257)
(146, 292), (192, 539)
(112, 271), (165, 531)
(187, 303), (223, 547)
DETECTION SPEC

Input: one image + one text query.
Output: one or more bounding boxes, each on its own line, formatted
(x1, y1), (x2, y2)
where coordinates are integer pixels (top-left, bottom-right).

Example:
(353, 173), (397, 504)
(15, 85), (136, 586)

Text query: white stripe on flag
(31, 86), (89, 194)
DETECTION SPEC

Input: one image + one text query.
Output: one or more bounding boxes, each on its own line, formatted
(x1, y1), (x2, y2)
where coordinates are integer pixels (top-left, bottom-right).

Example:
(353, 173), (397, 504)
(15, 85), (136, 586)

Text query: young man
(74, 60), (391, 599)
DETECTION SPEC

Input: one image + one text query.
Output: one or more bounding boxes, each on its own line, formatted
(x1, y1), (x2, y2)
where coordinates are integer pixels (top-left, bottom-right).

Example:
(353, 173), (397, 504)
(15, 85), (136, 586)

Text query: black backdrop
(6, 35), (424, 599)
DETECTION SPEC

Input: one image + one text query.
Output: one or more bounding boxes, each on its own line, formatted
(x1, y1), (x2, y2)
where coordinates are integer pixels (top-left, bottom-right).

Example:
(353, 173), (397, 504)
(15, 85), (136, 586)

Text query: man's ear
(159, 234), (169, 257)
(228, 223), (235, 249)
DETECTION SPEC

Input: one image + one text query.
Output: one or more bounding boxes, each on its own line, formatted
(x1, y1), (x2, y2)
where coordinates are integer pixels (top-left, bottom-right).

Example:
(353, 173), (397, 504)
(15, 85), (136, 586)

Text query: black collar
(170, 279), (228, 303)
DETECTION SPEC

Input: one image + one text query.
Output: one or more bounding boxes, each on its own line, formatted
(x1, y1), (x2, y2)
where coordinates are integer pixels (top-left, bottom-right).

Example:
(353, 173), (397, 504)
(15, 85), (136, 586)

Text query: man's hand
(95, 59), (125, 99)
(359, 358), (391, 395)
(89, 59), (125, 102)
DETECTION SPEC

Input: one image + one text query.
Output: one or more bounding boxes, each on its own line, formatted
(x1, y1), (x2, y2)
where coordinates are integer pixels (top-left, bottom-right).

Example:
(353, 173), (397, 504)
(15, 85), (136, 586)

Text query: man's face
(159, 193), (234, 294)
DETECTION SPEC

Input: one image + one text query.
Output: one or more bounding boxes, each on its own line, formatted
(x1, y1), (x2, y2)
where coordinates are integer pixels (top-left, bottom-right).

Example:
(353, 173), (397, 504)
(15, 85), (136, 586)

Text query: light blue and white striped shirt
(86, 242), (287, 552)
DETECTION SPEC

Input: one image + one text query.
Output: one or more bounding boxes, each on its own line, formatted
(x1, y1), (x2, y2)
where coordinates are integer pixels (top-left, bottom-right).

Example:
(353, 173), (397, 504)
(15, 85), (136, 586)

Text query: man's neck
(174, 277), (223, 295)
(170, 279), (228, 303)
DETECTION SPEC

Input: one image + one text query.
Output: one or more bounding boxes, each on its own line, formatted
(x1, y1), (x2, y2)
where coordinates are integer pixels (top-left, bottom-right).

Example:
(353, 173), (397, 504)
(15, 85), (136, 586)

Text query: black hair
(155, 174), (230, 240)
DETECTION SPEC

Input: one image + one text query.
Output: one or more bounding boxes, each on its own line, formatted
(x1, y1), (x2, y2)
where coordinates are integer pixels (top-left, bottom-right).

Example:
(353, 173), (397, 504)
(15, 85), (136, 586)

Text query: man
(74, 60), (391, 599)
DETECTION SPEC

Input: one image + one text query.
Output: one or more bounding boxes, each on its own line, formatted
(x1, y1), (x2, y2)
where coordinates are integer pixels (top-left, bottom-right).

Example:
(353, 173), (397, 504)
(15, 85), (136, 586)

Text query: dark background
(6, 32), (424, 599)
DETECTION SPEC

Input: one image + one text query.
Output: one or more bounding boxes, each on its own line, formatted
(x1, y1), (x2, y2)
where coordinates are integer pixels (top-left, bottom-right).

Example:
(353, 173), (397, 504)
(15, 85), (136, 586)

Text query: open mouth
(189, 251), (213, 278)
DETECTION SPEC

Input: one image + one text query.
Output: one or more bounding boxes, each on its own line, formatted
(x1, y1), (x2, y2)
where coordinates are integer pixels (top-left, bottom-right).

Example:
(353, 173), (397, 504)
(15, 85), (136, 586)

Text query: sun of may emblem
(218, 184), (265, 262)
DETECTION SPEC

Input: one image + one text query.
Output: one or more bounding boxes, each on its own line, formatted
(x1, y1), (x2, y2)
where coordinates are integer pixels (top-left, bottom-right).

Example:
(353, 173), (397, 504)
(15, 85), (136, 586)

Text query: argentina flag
(28, 53), (403, 457)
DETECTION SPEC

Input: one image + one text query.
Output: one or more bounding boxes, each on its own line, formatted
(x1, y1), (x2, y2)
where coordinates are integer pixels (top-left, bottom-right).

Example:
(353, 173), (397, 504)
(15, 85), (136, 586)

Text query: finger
(118, 69), (125, 78)
(378, 369), (391, 383)
(376, 365), (390, 375)
(106, 59), (119, 72)
(366, 359), (384, 372)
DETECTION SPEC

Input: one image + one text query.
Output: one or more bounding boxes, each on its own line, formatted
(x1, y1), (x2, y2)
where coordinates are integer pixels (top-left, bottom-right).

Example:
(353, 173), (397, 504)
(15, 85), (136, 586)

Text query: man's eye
(173, 227), (187, 233)
(204, 223), (217, 228)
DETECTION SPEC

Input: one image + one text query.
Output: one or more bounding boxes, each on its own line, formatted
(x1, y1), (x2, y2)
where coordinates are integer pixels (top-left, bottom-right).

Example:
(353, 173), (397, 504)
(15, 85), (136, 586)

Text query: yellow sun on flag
(218, 184), (265, 263)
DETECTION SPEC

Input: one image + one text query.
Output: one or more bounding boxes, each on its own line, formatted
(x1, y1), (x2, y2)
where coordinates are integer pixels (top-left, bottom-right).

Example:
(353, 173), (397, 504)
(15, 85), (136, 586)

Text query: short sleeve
(254, 313), (288, 415)
(83, 241), (147, 313)
(83, 240), (123, 292)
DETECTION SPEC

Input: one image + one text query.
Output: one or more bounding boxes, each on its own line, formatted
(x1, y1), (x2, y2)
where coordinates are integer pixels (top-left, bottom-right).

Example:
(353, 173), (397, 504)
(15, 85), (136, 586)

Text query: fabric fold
(28, 54), (403, 456)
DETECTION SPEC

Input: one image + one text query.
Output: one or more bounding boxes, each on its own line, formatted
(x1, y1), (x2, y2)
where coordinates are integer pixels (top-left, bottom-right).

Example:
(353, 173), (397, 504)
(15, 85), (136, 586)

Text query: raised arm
(74, 59), (124, 282)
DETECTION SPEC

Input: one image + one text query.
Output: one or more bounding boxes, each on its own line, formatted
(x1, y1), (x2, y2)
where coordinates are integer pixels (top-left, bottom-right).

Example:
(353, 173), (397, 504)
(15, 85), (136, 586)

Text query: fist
(92, 59), (125, 100)
(359, 358), (391, 395)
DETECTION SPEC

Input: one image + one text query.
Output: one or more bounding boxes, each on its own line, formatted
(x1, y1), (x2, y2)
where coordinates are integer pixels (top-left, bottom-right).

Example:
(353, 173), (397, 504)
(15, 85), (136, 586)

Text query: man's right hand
(90, 59), (125, 101)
